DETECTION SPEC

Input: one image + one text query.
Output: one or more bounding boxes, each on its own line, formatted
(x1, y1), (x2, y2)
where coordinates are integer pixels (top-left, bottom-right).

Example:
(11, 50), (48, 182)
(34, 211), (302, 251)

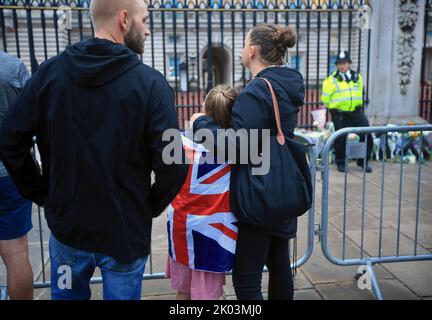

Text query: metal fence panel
(420, 0), (432, 123)
(320, 124), (432, 300)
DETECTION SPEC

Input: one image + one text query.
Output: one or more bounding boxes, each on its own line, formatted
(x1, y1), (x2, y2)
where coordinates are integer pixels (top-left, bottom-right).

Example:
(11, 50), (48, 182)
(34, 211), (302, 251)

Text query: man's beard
(124, 20), (145, 54)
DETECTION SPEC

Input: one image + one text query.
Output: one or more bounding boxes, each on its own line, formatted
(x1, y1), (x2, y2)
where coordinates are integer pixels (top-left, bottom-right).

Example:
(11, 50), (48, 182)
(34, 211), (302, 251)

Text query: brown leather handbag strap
(256, 77), (285, 145)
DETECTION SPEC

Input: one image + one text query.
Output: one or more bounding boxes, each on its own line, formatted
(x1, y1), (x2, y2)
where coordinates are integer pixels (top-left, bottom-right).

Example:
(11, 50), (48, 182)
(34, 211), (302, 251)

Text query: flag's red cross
(169, 139), (237, 270)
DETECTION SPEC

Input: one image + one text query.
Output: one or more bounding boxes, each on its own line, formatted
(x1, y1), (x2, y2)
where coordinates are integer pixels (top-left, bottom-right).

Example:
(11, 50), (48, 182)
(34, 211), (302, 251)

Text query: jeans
(232, 223), (294, 300)
(49, 235), (147, 300)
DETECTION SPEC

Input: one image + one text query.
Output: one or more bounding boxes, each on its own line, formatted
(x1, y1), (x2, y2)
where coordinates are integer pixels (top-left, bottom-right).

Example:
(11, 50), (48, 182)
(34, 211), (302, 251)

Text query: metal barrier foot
(367, 262), (384, 300)
(0, 285), (8, 300)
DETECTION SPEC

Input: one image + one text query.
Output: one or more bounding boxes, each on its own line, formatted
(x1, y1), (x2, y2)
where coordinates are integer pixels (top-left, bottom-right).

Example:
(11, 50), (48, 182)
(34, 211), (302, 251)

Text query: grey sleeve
(17, 61), (31, 89)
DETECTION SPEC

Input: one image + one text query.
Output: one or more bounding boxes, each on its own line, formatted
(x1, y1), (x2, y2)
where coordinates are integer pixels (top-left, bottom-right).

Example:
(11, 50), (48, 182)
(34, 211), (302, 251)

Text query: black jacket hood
(257, 66), (305, 108)
(60, 38), (142, 88)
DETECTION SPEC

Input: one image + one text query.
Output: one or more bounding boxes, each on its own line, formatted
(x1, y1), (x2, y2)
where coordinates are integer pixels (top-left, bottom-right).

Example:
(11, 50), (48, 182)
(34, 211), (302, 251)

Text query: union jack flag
(167, 136), (238, 273)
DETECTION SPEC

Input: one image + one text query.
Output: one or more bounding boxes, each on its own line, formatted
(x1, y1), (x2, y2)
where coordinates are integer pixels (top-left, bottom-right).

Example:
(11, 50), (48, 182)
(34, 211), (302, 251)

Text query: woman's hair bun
(272, 26), (297, 49)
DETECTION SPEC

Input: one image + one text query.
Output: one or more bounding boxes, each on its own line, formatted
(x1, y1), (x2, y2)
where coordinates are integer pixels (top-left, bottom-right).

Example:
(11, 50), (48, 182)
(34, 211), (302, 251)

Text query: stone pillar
(367, 0), (427, 125)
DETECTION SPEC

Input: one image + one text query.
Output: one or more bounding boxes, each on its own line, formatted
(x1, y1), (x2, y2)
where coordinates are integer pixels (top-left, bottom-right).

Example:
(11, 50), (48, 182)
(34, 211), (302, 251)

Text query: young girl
(165, 85), (239, 300)
(192, 24), (302, 300)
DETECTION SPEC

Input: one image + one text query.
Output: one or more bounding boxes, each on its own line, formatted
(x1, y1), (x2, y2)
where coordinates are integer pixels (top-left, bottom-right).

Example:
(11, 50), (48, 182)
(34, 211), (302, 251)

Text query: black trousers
(232, 223), (294, 300)
(330, 108), (373, 166)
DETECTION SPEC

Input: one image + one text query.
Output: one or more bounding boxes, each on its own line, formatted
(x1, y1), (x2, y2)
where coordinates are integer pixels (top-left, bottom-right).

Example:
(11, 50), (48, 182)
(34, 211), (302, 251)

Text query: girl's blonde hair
(204, 85), (238, 128)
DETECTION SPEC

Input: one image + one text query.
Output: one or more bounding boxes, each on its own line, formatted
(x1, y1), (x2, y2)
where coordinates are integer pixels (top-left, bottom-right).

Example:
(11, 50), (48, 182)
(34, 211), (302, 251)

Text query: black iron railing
(0, 0), (372, 129)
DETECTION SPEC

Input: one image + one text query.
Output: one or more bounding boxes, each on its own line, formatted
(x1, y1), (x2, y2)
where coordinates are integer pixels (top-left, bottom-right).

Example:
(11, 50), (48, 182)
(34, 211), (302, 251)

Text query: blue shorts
(0, 176), (33, 240)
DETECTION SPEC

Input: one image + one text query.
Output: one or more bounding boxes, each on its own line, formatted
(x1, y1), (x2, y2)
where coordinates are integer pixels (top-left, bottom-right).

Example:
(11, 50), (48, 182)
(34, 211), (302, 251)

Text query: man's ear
(119, 10), (129, 32)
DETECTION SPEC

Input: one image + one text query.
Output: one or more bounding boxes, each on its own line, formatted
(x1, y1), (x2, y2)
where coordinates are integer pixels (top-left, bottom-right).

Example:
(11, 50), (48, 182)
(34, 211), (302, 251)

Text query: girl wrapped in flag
(165, 85), (239, 300)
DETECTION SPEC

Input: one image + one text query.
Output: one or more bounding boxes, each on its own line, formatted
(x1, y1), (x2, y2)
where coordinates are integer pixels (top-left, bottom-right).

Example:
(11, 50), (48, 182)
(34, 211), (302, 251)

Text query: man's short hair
(90, 0), (140, 31)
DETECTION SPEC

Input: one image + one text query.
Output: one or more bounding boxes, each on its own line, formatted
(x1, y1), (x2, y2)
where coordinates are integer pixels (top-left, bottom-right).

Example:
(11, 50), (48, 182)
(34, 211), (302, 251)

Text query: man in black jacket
(0, 0), (187, 300)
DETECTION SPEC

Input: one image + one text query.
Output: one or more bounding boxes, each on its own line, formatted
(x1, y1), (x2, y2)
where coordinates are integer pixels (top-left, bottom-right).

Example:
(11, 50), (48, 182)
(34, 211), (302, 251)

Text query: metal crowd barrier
(3, 125), (432, 300)
(0, 132), (317, 299)
(320, 124), (432, 300)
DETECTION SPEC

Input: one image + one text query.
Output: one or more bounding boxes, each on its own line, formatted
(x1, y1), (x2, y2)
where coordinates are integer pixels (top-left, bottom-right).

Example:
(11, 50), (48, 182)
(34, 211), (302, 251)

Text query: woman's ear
(249, 46), (256, 60)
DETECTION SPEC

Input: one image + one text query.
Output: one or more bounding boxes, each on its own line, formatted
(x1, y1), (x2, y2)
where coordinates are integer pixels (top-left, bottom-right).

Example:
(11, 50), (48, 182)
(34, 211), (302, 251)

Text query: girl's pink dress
(165, 256), (226, 300)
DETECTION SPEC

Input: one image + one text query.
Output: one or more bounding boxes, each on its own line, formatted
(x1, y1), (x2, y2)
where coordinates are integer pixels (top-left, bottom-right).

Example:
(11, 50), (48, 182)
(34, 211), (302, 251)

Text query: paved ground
(1, 161), (431, 300)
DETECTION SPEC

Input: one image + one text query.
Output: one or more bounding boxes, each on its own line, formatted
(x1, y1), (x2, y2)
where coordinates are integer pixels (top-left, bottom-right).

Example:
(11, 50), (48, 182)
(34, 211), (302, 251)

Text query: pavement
(1, 161), (431, 300)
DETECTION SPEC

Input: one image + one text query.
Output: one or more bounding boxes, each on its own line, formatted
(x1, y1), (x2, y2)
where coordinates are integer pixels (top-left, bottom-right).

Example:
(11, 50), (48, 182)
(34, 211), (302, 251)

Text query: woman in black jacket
(192, 24), (305, 300)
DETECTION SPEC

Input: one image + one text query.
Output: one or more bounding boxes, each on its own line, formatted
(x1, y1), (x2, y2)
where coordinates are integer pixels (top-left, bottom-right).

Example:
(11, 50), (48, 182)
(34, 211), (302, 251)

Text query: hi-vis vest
(321, 71), (364, 112)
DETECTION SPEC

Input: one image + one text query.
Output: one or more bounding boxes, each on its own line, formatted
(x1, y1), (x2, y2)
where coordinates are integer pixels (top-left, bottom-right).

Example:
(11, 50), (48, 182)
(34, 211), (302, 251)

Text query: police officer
(321, 50), (373, 173)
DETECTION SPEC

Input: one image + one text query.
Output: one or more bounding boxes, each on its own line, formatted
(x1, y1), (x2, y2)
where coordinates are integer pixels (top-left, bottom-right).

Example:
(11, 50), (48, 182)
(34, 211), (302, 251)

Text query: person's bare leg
(176, 291), (191, 300)
(0, 235), (34, 300)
